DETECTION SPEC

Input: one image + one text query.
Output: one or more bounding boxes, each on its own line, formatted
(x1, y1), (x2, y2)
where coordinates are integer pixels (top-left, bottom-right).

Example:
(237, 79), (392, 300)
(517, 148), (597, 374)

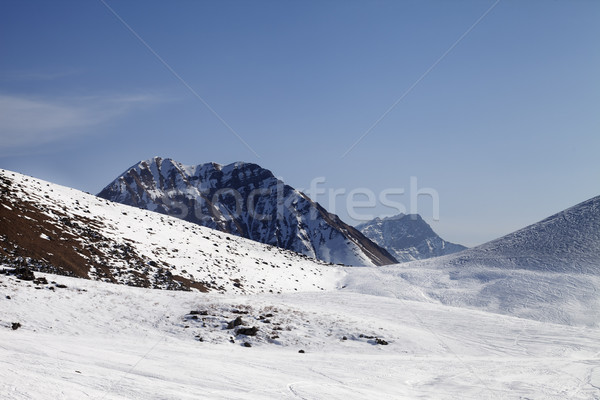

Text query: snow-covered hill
(346, 196), (600, 326)
(97, 157), (396, 267)
(2, 168), (600, 398)
(0, 169), (344, 294)
(356, 213), (466, 262)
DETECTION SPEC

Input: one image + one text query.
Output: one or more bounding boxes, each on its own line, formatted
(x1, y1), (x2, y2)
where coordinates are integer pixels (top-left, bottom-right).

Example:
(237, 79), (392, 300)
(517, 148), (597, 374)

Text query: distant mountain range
(97, 157), (397, 267)
(356, 214), (466, 263)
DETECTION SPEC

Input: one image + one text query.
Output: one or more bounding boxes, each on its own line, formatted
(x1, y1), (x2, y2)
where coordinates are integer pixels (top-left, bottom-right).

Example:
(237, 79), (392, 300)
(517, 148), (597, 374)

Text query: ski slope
(1, 271), (599, 399)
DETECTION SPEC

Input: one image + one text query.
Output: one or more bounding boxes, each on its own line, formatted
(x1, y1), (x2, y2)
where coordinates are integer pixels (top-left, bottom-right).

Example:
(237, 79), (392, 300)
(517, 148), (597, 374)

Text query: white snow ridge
(1, 168), (600, 399)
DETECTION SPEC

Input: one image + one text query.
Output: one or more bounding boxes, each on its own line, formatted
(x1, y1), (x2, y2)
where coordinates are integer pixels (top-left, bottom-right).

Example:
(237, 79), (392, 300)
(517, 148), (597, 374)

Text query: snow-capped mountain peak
(356, 213), (466, 263)
(98, 157), (397, 266)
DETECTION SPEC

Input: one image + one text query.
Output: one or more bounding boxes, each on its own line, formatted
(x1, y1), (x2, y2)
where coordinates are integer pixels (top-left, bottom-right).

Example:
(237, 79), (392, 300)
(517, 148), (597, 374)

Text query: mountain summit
(356, 214), (466, 262)
(98, 157), (396, 266)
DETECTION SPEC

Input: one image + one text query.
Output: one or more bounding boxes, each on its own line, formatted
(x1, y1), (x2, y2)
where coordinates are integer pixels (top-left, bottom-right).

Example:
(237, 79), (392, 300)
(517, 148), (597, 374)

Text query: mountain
(0, 168), (344, 293)
(97, 157), (397, 267)
(418, 195), (600, 273)
(356, 213), (466, 262)
(3, 169), (599, 399)
(346, 195), (600, 326)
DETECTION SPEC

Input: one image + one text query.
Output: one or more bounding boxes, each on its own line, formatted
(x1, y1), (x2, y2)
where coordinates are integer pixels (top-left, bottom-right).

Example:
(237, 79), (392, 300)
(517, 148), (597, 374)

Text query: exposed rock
(98, 157), (397, 266)
(236, 326), (258, 336)
(14, 267), (35, 281)
(227, 316), (244, 329)
(357, 213), (466, 263)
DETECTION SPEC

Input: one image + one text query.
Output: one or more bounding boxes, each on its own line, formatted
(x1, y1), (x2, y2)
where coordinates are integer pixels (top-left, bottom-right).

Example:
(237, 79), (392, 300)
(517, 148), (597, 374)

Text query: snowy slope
(97, 157), (396, 267)
(356, 213), (466, 262)
(1, 271), (599, 399)
(345, 196), (600, 326)
(1, 169), (600, 398)
(0, 169), (344, 294)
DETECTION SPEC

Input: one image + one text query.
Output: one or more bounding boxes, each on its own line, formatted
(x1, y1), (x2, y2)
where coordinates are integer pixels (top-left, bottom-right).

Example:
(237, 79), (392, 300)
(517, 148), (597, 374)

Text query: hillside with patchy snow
(97, 157), (396, 266)
(0, 169), (344, 294)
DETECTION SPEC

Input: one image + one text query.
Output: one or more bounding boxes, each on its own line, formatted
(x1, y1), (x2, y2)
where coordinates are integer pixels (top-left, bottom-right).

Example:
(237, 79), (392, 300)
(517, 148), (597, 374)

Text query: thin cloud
(0, 69), (81, 82)
(0, 93), (163, 148)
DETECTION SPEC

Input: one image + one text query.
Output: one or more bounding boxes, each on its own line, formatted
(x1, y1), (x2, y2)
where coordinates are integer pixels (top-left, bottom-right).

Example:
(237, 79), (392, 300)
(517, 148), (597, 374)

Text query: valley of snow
(1, 169), (600, 399)
(2, 272), (600, 399)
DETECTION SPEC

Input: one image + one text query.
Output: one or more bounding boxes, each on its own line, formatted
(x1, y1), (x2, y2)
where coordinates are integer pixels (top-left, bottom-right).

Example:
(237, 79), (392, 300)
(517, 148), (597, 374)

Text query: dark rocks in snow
(55, 284), (67, 289)
(189, 310), (209, 316)
(13, 267), (35, 281)
(298, 349), (305, 353)
(11, 322), (21, 330)
(342, 336), (347, 341)
(236, 326), (258, 336)
(227, 316), (244, 329)
(33, 276), (48, 285)
(358, 334), (388, 345)
(6, 295), (10, 299)
(243, 342), (252, 348)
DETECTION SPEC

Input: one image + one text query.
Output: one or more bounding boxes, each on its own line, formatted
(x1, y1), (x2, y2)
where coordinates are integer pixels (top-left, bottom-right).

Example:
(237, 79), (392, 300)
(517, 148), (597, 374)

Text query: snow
(347, 195), (600, 327)
(97, 157), (393, 266)
(356, 213), (466, 262)
(1, 272), (599, 399)
(1, 169), (345, 293)
(2, 168), (600, 398)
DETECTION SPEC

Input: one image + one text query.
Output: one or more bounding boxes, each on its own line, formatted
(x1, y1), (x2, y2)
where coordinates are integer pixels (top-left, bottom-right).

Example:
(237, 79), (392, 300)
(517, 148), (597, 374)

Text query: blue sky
(1, 0), (598, 247)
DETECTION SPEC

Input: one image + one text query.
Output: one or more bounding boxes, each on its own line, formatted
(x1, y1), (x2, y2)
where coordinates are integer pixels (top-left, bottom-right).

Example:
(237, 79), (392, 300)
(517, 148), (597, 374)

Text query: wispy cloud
(0, 93), (163, 148)
(0, 69), (81, 82)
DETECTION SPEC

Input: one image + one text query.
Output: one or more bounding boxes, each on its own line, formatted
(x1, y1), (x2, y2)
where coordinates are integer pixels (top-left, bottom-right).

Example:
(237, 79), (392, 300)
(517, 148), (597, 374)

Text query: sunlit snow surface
(1, 170), (600, 399)
(1, 272), (599, 399)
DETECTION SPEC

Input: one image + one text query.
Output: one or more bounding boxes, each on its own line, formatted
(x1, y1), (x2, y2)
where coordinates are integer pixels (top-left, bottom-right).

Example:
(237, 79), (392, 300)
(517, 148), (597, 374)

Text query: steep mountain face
(0, 169), (344, 293)
(97, 157), (396, 267)
(356, 214), (466, 263)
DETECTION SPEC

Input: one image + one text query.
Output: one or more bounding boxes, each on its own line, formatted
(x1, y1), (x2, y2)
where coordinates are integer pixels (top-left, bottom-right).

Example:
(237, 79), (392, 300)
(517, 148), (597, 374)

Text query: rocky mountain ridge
(98, 157), (397, 266)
